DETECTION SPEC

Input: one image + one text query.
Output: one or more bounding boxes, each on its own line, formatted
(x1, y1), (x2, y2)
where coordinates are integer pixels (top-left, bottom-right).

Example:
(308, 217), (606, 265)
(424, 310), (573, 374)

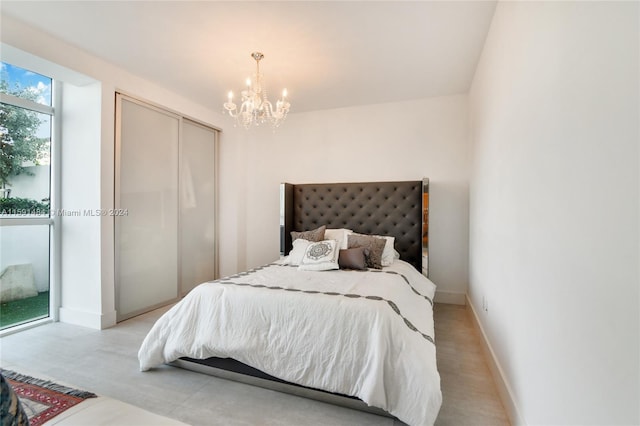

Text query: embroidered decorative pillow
(338, 247), (368, 270)
(291, 225), (326, 243)
(298, 240), (340, 271)
(285, 239), (312, 266)
(347, 234), (386, 269)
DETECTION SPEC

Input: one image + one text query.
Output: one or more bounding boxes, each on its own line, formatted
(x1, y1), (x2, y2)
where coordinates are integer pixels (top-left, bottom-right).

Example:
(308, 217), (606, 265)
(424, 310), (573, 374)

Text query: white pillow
(324, 228), (353, 250)
(298, 239), (340, 271)
(286, 238), (311, 266)
(378, 235), (396, 266)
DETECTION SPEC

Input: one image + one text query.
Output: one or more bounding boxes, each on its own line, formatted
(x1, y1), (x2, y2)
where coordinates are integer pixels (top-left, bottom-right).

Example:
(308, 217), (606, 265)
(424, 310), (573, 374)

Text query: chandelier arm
(239, 101), (252, 115)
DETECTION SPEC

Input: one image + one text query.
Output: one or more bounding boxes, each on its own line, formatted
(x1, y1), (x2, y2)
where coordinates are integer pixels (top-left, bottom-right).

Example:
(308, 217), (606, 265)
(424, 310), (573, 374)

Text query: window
(0, 62), (56, 331)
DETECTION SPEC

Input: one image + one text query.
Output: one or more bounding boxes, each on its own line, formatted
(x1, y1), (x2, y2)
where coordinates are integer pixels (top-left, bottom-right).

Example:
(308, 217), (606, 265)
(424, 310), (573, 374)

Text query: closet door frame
(114, 93), (219, 322)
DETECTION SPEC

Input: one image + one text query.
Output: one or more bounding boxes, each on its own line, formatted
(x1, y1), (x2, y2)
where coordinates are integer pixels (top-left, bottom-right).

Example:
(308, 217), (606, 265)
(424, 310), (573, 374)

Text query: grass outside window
(0, 291), (49, 329)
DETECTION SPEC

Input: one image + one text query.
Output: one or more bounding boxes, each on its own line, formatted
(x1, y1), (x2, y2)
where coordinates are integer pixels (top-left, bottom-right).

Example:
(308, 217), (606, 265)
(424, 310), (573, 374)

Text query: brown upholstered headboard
(280, 180), (423, 271)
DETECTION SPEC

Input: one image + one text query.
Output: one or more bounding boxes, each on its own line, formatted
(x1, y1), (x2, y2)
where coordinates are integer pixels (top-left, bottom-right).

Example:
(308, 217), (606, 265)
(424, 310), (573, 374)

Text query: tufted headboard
(280, 180), (424, 271)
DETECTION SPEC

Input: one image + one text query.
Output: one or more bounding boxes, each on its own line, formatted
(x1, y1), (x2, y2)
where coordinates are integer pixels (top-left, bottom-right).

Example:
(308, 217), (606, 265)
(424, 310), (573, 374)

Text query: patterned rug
(1, 369), (97, 426)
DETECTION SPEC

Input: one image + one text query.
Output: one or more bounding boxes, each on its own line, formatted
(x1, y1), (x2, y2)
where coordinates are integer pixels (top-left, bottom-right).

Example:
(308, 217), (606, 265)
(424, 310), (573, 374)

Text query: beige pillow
(291, 225), (326, 243)
(347, 234), (386, 269)
(324, 228), (353, 250)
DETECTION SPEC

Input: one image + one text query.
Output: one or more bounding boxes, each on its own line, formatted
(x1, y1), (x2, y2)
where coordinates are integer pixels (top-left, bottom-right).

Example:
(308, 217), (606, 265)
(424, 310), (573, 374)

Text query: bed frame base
(169, 359), (394, 418)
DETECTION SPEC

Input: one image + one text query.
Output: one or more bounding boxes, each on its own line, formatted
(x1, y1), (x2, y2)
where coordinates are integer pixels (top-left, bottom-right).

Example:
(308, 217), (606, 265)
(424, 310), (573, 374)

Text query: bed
(138, 180), (441, 425)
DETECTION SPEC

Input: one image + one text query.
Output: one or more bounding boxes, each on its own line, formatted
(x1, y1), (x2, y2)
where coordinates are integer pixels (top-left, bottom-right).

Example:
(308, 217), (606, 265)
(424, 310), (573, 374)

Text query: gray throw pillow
(291, 225), (326, 243)
(347, 234), (386, 269)
(338, 247), (368, 270)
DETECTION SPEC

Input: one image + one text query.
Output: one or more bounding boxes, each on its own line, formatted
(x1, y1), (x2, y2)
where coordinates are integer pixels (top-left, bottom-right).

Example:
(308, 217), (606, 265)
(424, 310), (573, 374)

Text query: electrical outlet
(482, 296), (488, 313)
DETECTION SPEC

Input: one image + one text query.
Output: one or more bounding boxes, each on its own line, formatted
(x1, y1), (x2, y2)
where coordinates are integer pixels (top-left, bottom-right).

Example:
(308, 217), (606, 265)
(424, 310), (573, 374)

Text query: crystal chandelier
(223, 52), (291, 129)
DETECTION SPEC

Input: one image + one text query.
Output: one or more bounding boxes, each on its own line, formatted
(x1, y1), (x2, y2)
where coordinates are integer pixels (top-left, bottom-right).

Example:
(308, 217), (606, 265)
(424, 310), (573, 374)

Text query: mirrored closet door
(115, 94), (217, 321)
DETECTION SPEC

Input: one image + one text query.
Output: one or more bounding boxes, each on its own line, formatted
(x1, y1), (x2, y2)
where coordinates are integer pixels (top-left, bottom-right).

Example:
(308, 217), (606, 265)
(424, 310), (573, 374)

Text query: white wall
(219, 95), (470, 301)
(0, 225), (49, 292)
(7, 165), (49, 201)
(1, 165), (51, 292)
(468, 2), (639, 425)
(1, 15), (226, 328)
(2, 12), (471, 326)
(58, 82), (105, 327)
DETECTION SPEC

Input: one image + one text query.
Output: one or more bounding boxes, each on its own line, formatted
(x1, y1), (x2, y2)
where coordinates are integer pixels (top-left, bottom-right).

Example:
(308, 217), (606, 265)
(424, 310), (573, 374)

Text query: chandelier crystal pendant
(223, 52), (291, 129)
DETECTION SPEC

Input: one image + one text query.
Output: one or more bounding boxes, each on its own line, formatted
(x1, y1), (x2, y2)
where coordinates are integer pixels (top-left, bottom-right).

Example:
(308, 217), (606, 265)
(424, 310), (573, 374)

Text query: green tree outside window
(0, 78), (49, 192)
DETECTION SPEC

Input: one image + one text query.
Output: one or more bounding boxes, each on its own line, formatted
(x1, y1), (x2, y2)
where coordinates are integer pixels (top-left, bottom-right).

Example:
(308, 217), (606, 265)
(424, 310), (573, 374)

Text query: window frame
(0, 71), (60, 335)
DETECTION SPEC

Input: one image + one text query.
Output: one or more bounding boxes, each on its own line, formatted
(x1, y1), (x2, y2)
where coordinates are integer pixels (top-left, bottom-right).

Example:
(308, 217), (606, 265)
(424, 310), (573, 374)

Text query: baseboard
(465, 294), (526, 426)
(59, 307), (117, 330)
(434, 290), (466, 305)
(100, 310), (117, 329)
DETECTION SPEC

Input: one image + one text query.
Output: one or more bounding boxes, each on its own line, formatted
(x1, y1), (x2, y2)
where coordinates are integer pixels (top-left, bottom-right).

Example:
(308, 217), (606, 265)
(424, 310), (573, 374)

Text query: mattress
(138, 259), (442, 425)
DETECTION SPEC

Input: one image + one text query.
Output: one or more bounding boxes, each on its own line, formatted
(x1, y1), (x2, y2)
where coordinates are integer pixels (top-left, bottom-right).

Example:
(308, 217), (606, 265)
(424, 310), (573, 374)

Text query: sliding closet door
(180, 120), (217, 295)
(115, 95), (180, 321)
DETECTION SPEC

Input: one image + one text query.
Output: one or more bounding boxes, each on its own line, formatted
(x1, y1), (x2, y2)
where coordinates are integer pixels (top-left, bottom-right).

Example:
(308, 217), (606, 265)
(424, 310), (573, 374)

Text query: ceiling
(0, 1), (497, 113)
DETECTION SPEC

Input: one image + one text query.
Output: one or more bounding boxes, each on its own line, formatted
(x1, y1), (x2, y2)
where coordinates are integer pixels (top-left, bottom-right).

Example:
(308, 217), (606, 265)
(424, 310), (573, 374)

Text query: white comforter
(138, 260), (442, 425)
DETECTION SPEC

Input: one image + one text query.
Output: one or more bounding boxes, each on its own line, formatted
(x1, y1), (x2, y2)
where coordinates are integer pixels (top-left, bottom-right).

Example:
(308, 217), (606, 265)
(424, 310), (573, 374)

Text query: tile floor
(0, 303), (509, 426)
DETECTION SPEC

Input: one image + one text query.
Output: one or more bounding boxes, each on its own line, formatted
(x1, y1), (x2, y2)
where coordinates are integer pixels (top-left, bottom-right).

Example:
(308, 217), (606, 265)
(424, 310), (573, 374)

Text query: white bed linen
(138, 260), (442, 425)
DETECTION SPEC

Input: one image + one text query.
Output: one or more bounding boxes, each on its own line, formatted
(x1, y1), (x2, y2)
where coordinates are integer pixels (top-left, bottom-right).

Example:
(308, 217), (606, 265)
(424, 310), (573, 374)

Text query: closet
(115, 94), (217, 321)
